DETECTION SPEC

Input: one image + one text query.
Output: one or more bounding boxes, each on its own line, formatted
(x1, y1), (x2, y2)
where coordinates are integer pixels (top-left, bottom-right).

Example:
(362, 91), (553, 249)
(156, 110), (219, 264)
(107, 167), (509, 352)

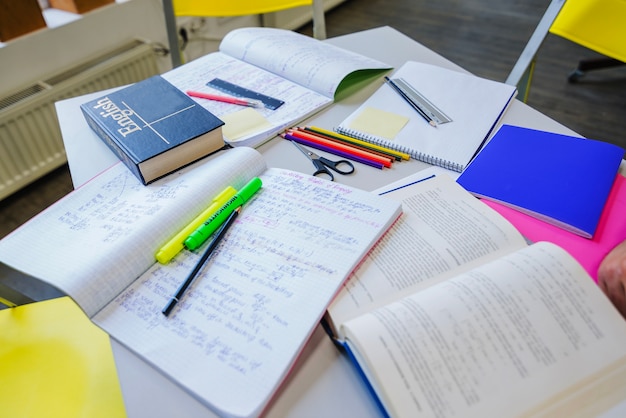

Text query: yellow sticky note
(221, 107), (273, 142)
(349, 106), (409, 140)
(0, 297), (126, 418)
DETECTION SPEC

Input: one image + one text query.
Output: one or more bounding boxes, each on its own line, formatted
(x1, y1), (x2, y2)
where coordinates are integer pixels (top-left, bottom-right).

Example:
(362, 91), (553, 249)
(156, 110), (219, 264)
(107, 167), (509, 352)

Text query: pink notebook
(482, 174), (626, 282)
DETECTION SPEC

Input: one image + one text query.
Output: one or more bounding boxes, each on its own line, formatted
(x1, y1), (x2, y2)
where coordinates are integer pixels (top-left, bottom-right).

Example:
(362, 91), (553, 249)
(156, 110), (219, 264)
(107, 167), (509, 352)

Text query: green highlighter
(155, 186), (237, 264)
(184, 177), (262, 251)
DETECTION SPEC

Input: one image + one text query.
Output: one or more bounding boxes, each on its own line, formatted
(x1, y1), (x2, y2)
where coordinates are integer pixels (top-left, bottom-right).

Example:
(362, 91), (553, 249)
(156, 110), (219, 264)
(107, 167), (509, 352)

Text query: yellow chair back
(173, 0), (314, 16)
(549, 0), (626, 63)
(172, 0), (326, 40)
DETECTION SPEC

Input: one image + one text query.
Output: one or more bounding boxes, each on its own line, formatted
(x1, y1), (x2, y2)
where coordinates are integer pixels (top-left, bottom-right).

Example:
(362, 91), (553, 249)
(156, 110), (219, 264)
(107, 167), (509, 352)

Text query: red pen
(186, 90), (263, 108)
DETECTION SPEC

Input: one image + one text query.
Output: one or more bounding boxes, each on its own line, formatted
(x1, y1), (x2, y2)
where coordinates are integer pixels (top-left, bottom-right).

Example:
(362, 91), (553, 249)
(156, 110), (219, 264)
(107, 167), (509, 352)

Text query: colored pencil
(281, 133), (385, 170)
(286, 129), (393, 168)
(304, 126), (410, 161)
(295, 127), (402, 162)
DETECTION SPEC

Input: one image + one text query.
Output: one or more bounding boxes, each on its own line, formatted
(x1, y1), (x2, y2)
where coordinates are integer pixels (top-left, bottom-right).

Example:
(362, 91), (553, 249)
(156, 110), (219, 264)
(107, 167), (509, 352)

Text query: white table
(56, 26), (584, 418)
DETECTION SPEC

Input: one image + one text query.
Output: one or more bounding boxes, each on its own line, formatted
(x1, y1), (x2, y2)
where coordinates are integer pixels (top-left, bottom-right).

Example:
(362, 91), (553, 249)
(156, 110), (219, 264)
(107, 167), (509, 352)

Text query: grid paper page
(0, 147), (267, 317)
(93, 168), (401, 418)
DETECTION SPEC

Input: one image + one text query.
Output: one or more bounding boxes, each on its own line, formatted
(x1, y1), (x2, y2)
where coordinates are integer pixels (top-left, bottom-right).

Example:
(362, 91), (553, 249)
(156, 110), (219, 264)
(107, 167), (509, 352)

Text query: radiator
(0, 40), (159, 201)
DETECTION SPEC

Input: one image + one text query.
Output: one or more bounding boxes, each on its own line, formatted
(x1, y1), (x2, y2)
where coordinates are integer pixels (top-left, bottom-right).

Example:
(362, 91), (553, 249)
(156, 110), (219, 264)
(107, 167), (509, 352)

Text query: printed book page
(342, 242), (626, 418)
(326, 174), (528, 339)
(0, 147), (268, 317)
(92, 167), (402, 418)
(161, 27), (390, 148)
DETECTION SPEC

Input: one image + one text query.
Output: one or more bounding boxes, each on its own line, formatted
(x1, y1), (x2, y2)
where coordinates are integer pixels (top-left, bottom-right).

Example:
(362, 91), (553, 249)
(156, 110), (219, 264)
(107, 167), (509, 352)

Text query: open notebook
(0, 147), (401, 418)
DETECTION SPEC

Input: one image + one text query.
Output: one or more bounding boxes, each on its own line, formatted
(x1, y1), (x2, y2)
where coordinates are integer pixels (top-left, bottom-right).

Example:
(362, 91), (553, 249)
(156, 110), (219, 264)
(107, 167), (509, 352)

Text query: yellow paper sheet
(349, 106), (409, 140)
(0, 297), (126, 418)
(550, 0), (626, 63)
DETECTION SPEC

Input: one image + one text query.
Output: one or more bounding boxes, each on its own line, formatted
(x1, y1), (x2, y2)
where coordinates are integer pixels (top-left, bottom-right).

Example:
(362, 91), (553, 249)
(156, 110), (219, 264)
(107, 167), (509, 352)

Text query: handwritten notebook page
(161, 27), (390, 147)
(219, 27), (390, 98)
(0, 147), (268, 318)
(161, 52), (332, 146)
(93, 168), (401, 418)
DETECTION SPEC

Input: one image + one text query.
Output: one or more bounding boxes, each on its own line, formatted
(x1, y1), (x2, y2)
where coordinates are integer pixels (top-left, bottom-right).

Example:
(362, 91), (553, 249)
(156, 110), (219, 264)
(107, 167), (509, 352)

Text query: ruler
(391, 78), (452, 125)
(206, 78), (285, 110)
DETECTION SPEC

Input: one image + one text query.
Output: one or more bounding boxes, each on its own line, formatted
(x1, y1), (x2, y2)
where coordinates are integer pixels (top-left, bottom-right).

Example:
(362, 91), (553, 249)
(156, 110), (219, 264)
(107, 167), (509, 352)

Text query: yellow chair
(161, 0), (327, 67)
(549, 0), (626, 82)
(506, 0), (626, 101)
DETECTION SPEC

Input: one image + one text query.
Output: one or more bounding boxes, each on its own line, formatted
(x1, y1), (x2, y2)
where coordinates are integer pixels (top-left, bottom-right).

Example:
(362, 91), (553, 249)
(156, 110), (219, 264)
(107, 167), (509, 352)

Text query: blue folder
(457, 124), (624, 238)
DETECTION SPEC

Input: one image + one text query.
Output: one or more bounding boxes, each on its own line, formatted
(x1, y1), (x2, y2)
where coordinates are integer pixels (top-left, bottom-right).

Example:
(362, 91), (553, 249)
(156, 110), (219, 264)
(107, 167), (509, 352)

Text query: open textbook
(325, 174), (626, 418)
(161, 27), (390, 148)
(0, 147), (401, 418)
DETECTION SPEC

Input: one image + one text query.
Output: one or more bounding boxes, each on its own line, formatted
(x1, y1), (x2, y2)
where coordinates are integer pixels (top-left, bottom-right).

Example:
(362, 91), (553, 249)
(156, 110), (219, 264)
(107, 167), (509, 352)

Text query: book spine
(335, 127), (463, 172)
(339, 339), (390, 418)
(80, 106), (147, 184)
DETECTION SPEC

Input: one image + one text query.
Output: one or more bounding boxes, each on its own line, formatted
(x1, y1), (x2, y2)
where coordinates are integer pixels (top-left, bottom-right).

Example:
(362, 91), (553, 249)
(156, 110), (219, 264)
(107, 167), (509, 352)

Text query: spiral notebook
(335, 61), (517, 172)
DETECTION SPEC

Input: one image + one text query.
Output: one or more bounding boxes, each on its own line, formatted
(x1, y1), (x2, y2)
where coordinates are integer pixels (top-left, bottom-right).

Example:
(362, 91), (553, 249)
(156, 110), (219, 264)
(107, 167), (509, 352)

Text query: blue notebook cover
(80, 75), (224, 184)
(457, 125), (624, 238)
(338, 339), (390, 418)
(319, 318), (389, 417)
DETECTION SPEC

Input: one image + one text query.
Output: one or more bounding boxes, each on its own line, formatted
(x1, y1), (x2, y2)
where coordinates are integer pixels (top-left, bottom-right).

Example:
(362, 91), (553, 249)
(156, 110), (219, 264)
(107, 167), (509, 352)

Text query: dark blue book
(457, 124), (625, 238)
(80, 75), (225, 184)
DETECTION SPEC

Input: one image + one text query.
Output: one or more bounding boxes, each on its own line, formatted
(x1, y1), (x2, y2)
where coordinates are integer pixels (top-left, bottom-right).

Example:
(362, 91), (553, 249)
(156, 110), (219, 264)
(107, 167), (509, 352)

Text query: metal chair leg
(568, 57), (625, 82)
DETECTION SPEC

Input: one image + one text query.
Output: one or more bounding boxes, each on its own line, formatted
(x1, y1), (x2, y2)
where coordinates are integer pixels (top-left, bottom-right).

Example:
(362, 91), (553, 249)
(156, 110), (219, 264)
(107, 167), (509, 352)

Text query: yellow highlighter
(155, 186), (237, 264)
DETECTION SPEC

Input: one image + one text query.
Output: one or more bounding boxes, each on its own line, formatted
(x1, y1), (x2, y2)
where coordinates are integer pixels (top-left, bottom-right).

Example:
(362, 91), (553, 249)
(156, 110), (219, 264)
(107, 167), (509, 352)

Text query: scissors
(291, 142), (355, 181)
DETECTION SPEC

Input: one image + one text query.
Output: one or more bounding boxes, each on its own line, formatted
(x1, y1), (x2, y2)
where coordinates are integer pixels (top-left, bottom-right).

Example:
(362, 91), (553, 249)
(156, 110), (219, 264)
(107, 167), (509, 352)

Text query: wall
(0, 0), (344, 98)
(0, 0), (171, 97)
(173, 0), (345, 63)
